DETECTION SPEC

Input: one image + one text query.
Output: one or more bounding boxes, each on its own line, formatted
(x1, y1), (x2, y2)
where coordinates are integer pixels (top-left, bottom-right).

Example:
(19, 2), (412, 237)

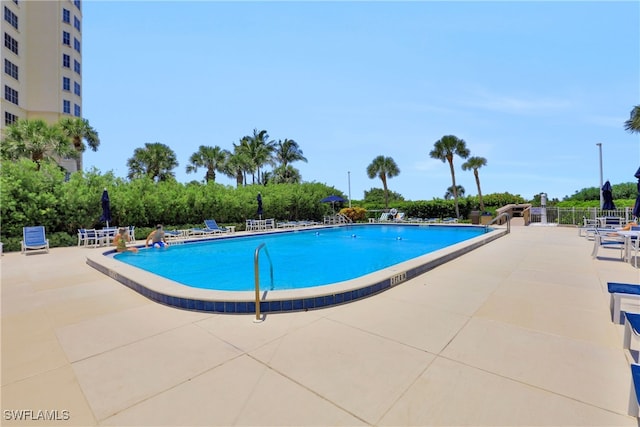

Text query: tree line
(4, 101), (638, 207)
(366, 135), (488, 217)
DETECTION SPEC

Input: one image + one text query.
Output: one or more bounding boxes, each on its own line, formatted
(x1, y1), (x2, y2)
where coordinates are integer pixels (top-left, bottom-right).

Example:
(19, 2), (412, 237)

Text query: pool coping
(86, 224), (509, 314)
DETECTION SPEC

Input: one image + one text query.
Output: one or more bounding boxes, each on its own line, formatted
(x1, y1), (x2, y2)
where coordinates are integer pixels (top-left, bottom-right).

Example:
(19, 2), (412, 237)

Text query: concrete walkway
(2, 226), (639, 426)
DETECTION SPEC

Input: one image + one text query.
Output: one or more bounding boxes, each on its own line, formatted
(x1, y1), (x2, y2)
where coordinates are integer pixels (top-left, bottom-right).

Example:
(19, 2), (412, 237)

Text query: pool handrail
(485, 212), (511, 233)
(254, 242), (273, 322)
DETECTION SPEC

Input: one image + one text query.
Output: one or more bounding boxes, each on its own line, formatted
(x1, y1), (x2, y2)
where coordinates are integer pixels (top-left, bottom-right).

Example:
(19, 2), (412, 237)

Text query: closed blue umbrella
(257, 192), (263, 219)
(633, 181), (640, 219)
(100, 188), (112, 227)
(632, 167), (640, 220)
(602, 181), (615, 210)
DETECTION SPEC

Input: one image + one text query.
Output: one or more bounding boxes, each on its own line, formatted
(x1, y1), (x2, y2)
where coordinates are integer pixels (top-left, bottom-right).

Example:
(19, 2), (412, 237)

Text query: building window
(63, 100), (71, 114)
(74, 81), (80, 96)
(73, 59), (80, 75)
(62, 8), (70, 23)
(63, 77), (70, 91)
(4, 59), (18, 80)
(63, 54), (70, 68)
(74, 104), (81, 117)
(74, 0), (81, 11)
(63, 31), (70, 46)
(4, 6), (18, 30)
(4, 85), (18, 105)
(74, 38), (80, 53)
(74, 16), (81, 32)
(4, 33), (18, 55)
(5, 111), (18, 126)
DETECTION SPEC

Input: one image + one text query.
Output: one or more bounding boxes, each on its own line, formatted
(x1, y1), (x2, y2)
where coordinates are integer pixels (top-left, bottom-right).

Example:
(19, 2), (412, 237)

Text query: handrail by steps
(337, 213), (352, 223)
(485, 212), (511, 233)
(253, 243), (274, 322)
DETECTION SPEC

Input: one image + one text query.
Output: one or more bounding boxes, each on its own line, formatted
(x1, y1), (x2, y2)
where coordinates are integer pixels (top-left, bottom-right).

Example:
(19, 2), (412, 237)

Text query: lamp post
(596, 143), (603, 209)
(348, 171), (352, 208)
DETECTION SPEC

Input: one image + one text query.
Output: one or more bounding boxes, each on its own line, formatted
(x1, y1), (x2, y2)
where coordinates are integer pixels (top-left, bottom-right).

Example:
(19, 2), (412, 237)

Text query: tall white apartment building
(1, 0), (83, 173)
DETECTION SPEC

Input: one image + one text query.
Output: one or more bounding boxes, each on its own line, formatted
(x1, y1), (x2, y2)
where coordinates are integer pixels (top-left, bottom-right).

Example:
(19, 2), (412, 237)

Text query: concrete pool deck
(2, 225), (639, 426)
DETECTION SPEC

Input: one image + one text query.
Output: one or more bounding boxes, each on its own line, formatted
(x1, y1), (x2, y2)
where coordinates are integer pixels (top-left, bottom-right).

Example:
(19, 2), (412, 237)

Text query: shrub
(340, 206), (367, 222)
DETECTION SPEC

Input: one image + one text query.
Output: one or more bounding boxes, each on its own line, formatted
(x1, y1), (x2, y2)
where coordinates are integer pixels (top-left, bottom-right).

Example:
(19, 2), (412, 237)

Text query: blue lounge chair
(601, 216), (623, 228)
(164, 230), (183, 240)
(607, 282), (640, 324)
(623, 312), (640, 361)
(204, 219), (228, 233)
(21, 226), (49, 254)
(591, 228), (626, 260)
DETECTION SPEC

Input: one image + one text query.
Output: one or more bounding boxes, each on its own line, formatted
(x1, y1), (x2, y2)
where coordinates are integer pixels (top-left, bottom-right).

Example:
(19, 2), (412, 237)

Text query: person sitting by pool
(114, 227), (138, 253)
(146, 224), (168, 248)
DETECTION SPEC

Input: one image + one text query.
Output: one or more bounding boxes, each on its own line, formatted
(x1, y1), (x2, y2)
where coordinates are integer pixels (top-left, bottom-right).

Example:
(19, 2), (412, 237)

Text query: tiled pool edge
(86, 226), (508, 314)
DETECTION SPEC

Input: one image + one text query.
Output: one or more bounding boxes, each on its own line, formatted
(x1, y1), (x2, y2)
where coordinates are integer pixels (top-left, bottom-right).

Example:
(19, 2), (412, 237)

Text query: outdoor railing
(528, 207), (635, 226)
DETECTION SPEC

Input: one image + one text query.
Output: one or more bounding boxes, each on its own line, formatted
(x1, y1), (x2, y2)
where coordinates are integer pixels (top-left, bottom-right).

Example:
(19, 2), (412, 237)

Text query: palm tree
(186, 145), (229, 183)
(59, 117), (100, 172)
(461, 156), (488, 211)
(429, 135), (470, 219)
(127, 142), (178, 182)
(271, 139), (306, 184)
(624, 105), (640, 133)
(227, 142), (255, 186)
(271, 164), (302, 184)
(366, 155), (400, 209)
(1, 119), (75, 170)
(238, 129), (275, 184)
(274, 138), (307, 168)
(444, 185), (465, 200)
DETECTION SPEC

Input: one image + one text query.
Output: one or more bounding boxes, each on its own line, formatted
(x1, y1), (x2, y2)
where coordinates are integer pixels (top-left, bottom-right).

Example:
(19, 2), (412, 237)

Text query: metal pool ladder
(254, 243), (274, 322)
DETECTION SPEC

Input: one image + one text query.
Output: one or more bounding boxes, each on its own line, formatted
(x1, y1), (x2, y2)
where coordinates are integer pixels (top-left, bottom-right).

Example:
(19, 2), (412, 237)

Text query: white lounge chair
(277, 221), (297, 228)
(578, 217), (599, 237)
(624, 312), (640, 361)
(21, 226), (49, 254)
(378, 212), (392, 222)
(607, 282), (640, 324)
(394, 212), (405, 222)
(591, 229), (626, 260)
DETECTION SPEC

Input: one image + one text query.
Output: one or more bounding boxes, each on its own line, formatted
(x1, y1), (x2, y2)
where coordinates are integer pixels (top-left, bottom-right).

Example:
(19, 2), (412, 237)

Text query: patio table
(616, 230), (640, 262)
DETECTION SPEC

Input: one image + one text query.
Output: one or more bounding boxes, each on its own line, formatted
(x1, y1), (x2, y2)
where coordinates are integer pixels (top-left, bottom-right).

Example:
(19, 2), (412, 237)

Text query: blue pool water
(114, 225), (487, 291)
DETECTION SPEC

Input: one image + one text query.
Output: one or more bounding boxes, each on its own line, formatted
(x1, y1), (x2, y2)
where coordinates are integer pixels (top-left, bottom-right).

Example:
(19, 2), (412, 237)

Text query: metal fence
(528, 207), (635, 226)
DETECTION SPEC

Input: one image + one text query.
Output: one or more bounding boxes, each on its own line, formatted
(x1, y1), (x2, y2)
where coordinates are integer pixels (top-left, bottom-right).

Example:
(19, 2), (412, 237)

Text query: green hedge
(0, 160), (349, 250)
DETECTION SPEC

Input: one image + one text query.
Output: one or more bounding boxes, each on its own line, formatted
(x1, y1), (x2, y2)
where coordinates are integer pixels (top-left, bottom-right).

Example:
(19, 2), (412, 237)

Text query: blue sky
(82, 1), (640, 202)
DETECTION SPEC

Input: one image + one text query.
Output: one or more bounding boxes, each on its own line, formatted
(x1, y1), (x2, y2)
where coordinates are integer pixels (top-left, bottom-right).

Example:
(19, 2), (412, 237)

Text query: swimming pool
(114, 225), (488, 291)
(86, 224), (508, 314)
